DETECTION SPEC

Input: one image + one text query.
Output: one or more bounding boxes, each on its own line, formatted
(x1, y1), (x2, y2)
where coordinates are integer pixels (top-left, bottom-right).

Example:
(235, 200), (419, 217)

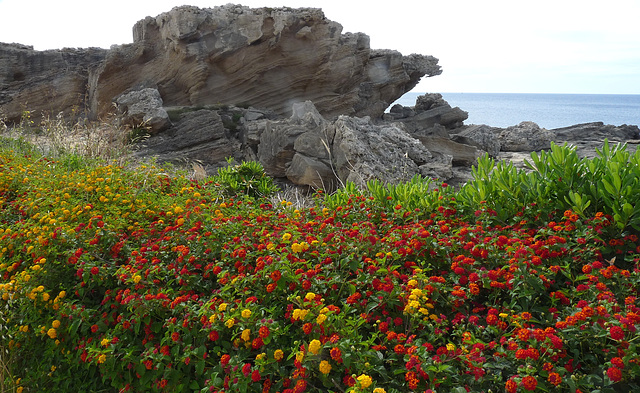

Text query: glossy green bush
(459, 141), (640, 236)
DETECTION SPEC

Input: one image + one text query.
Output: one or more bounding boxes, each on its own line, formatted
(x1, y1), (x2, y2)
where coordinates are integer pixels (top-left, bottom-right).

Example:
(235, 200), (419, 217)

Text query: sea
(391, 93), (640, 130)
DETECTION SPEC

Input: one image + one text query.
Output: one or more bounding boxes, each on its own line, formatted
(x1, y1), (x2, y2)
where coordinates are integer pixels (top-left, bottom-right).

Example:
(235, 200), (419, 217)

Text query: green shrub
(213, 159), (279, 198)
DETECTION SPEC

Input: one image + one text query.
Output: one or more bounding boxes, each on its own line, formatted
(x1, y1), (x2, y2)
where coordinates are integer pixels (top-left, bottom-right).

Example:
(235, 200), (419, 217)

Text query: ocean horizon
(391, 92), (640, 130)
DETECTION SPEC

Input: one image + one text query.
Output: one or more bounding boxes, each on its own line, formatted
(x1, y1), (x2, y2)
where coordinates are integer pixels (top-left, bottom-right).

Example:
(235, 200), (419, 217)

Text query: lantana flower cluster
(1, 149), (640, 393)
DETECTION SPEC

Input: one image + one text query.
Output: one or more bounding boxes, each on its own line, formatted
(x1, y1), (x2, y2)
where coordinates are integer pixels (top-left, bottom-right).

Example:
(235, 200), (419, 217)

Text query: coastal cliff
(1, 5), (638, 190)
(0, 4), (440, 124)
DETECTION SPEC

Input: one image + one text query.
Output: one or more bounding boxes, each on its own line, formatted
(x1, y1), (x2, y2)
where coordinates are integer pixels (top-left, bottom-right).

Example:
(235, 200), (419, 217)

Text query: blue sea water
(391, 93), (640, 129)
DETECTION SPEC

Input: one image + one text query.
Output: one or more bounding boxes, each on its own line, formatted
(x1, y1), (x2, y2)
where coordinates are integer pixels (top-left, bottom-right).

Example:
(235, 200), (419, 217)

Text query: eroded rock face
(1, 5), (441, 123)
(0, 43), (107, 122)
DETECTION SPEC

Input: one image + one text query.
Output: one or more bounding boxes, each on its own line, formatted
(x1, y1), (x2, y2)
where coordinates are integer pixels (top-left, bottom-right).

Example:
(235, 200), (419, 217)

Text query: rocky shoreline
(1, 4), (638, 190)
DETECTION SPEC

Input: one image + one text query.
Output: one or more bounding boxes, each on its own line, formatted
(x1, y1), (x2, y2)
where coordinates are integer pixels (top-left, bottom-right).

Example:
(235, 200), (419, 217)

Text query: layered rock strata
(1, 4), (441, 123)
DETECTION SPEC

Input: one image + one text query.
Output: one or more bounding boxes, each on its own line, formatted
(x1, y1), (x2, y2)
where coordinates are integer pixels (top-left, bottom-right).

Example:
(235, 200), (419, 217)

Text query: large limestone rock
(499, 121), (553, 152)
(133, 109), (242, 169)
(0, 5), (441, 124)
(0, 43), (107, 122)
(451, 124), (502, 158)
(384, 93), (468, 133)
(115, 87), (171, 133)
(330, 116), (450, 188)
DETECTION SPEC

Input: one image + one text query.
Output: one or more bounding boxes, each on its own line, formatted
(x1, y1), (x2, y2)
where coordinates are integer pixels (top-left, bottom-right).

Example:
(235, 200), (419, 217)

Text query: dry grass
(1, 111), (137, 166)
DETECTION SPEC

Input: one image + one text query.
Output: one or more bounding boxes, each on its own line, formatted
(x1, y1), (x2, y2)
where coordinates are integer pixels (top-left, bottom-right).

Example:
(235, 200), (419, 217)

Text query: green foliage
(213, 159), (279, 198)
(457, 141), (640, 236)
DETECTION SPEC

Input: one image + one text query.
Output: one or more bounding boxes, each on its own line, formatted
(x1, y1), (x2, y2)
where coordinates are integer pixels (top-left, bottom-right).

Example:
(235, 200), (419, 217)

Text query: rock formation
(3, 5), (639, 191)
(1, 4), (441, 124)
(0, 43), (107, 123)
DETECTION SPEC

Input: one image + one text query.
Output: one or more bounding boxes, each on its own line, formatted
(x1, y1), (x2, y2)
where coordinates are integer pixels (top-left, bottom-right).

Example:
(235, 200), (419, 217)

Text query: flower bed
(1, 142), (639, 392)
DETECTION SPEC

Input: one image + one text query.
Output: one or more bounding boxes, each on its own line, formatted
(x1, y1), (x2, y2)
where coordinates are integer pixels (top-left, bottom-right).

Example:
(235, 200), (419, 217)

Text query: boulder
(452, 124), (502, 158)
(415, 135), (482, 167)
(134, 109), (241, 169)
(115, 87), (171, 133)
(550, 122), (640, 158)
(331, 116), (440, 188)
(499, 121), (552, 152)
(384, 93), (468, 132)
(285, 153), (335, 190)
(258, 101), (330, 177)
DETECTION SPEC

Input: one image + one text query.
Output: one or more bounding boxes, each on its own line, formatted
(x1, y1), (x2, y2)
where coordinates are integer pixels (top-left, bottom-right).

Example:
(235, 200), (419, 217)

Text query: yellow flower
(446, 343), (456, 351)
(282, 233), (292, 241)
(42, 292), (50, 301)
(133, 274), (142, 284)
(256, 353), (266, 361)
(319, 360), (332, 374)
(209, 314), (217, 323)
(357, 374), (373, 388)
(308, 339), (321, 355)
(219, 303), (228, 312)
(274, 349), (284, 361)
(373, 388), (387, 393)
(101, 338), (110, 347)
(241, 309), (252, 319)
(292, 309), (309, 321)
(47, 328), (57, 339)
(241, 329), (251, 342)
(316, 314), (327, 325)
(16, 387), (23, 393)
(58, 291), (66, 299)
(98, 354), (107, 364)
(225, 318), (235, 328)
(295, 351), (304, 362)
(52, 320), (61, 329)
(305, 292), (316, 301)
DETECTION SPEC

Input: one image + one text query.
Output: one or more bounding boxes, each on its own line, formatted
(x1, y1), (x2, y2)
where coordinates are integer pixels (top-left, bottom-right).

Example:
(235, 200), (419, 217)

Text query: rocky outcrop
(451, 124), (502, 158)
(0, 43), (107, 123)
(499, 121), (553, 152)
(115, 88), (171, 133)
(133, 108), (244, 168)
(1, 5), (441, 123)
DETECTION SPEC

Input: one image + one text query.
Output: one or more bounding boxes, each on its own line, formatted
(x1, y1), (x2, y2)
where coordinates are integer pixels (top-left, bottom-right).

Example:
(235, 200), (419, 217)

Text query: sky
(1, 0), (639, 94)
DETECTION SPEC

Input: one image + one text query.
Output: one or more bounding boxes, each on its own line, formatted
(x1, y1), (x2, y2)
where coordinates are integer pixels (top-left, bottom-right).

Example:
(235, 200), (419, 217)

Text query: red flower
(522, 375), (537, 391)
(252, 337), (264, 350)
(91, 324), (99, 333)
(251, 369), (261, 382)
(209, 330), (219, 341)
(220, 354), (230, 366)
(242, 363), (252, 377)
(548, 372), (562, 386)
(259, 326), (270, 338)
(611, 357), (624, 369)
(171, 332), (180, 342)
(505, 379), (517, 393)
(330, 347), (343, 363)
(91, 266), (99, 275)
(610, 325), (624, 341)
(607, 366), (622, 382)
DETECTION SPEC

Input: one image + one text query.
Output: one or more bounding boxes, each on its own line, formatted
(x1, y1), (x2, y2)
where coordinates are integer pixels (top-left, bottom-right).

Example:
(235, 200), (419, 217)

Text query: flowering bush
(1, 139), (640, 392)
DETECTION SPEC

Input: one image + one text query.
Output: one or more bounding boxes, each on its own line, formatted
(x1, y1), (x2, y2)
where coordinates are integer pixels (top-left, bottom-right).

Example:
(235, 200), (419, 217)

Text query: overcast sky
(1, 0), (639, 94)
